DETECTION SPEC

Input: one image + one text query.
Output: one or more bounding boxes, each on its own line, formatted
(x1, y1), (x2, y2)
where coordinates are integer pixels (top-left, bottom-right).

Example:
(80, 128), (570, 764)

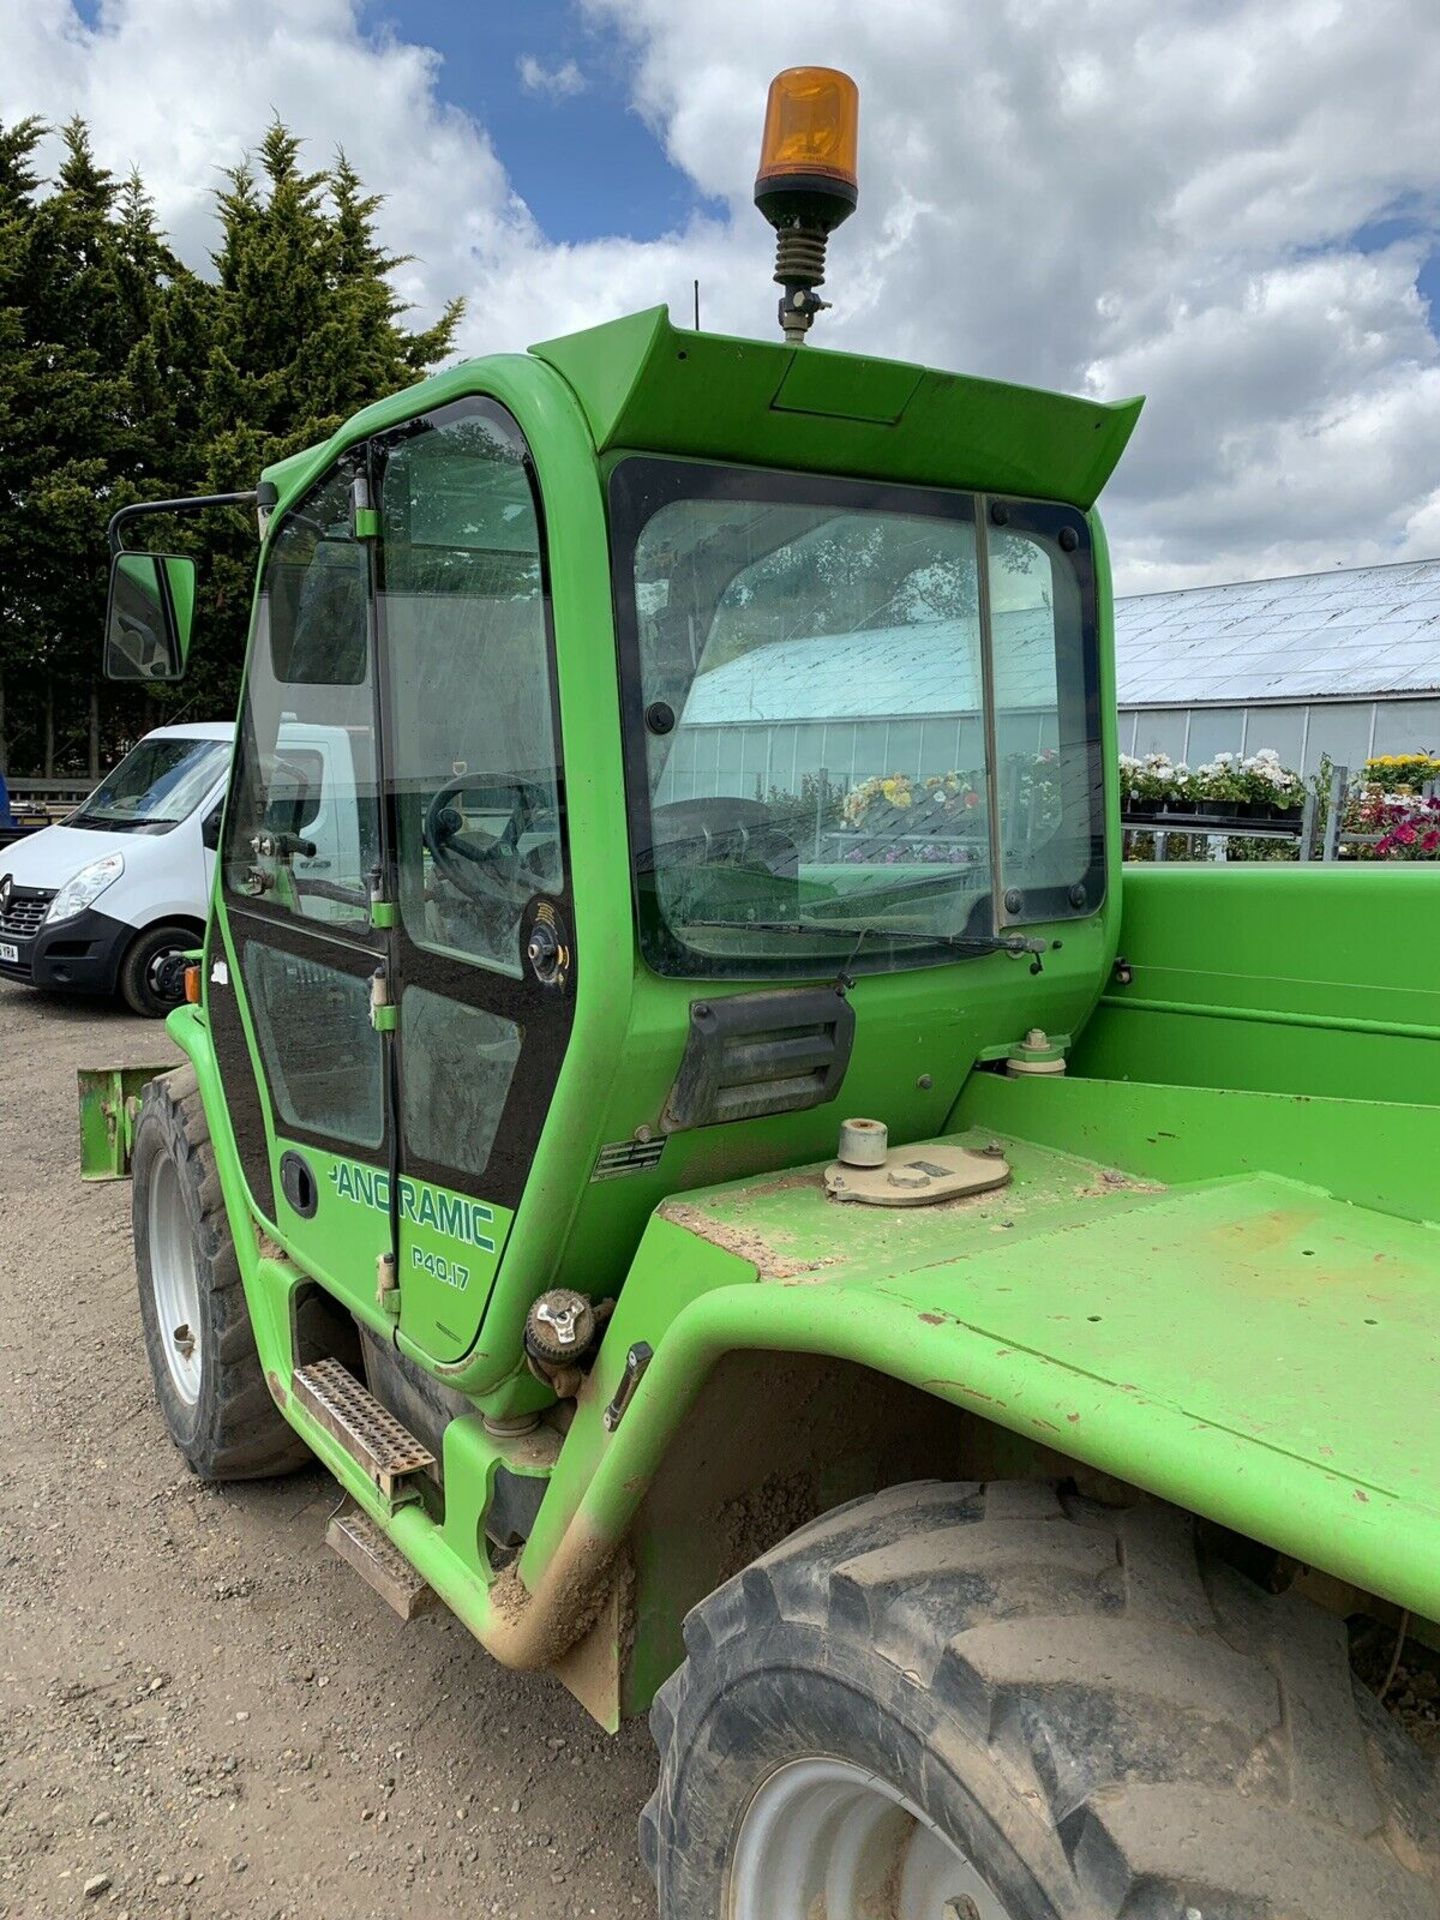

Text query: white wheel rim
(729, 1756), (1015, 1920)
(148, 1152), (203, 1405)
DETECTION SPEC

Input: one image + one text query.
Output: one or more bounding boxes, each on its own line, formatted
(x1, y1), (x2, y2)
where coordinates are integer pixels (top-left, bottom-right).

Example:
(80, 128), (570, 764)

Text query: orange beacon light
(753, 67), (860, 343)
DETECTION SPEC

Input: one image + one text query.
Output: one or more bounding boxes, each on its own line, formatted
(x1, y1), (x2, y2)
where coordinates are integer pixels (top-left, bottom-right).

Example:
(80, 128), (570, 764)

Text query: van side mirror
(105, 552), (196, 682)
(200, 802), (223, 852)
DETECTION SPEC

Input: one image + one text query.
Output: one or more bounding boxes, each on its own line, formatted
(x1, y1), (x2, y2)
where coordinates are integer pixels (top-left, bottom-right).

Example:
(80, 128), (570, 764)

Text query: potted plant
(1239, 749), (1305, 822)
(1192, 753), (1249, 815)
(1120, 752), (1189, 816)
(840, 770), (984, 862)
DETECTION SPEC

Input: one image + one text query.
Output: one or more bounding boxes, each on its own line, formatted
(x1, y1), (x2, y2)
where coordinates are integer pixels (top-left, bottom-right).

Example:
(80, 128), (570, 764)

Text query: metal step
(293, 1357), (435, 1500)
(326, 1502), (437, 1621)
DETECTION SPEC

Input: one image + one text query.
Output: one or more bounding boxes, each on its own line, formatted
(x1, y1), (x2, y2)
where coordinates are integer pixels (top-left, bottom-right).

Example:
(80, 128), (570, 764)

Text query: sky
(9, 0), (1440, 594)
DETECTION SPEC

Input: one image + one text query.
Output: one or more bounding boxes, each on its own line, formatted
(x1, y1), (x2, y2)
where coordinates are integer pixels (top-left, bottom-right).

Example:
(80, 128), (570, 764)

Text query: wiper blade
(684, 917), (1048, 959)
(72, 813), (172, 831)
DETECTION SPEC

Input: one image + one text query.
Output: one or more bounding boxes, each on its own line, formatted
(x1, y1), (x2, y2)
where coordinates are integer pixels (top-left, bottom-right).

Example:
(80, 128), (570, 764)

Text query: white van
(0, 719), (361, 1016)
(0, 723), (233, 1015)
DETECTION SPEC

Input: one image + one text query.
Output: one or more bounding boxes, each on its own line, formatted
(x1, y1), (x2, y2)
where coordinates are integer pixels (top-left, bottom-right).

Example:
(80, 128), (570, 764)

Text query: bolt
(916, 1073), (933, 1090)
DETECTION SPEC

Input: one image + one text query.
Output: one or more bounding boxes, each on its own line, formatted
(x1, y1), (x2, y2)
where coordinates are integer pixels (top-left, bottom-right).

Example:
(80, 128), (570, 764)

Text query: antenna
(693, 278), (700, 330)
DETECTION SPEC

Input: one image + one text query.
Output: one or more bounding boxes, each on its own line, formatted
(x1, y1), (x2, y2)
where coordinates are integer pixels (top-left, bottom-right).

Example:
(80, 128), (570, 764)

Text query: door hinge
(369, 965), (396, 1032)
(375, 1251), (400, 1318)
(351, 475), (379, 541)
(369, 898), (397, 931)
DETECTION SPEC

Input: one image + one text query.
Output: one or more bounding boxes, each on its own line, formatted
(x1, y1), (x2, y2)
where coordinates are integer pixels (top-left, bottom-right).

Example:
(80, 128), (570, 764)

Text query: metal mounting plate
(824, 1142), (1012, 1207)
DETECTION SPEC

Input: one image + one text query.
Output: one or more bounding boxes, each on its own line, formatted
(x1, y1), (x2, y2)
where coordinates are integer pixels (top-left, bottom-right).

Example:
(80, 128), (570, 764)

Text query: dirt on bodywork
(0, 986), (656, 1919)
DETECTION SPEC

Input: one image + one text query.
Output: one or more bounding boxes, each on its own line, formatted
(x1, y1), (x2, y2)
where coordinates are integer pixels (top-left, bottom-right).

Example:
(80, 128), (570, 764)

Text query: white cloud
(517, 54), (587, 99)
(4, 0), (1440, 591)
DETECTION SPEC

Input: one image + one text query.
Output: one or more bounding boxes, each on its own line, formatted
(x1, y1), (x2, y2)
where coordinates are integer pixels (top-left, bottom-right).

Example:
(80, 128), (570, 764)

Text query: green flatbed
(655, 1124), (1440, 1621)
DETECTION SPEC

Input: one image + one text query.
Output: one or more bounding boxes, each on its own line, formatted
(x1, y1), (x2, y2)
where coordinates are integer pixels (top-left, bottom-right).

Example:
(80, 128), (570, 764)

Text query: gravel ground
(0, 983), (657, 1920)
(5, 979), (1436, 1920)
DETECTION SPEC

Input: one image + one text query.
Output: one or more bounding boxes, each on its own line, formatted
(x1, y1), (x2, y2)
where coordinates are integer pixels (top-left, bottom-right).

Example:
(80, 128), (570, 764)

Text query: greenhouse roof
(681, 611), (1057, 725)
(675, 557), (1440, 727)
(1114, 557), (1440, 706)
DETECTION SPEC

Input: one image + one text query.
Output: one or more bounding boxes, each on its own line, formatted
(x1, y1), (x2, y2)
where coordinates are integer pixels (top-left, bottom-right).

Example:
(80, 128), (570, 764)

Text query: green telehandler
(84, 65), (1440, 1919)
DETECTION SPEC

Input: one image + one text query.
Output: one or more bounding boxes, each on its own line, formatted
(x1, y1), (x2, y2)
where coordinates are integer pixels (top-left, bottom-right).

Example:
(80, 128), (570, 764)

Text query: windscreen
(611, 459), (1102, 978)
(72, 735), (229, 835)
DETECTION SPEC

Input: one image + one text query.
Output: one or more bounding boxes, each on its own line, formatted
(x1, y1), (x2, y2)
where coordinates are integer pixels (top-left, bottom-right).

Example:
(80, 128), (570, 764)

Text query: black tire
(133, 1065), (312, 1479)
(644, 1480), (1440, 1919)
(118, 921), (196, 1017)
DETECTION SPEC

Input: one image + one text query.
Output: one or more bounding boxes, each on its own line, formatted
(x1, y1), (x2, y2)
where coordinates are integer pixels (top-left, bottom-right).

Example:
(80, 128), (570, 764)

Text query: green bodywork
(101, 304), (1440, 1725)
(79, 1064), (173, 1180)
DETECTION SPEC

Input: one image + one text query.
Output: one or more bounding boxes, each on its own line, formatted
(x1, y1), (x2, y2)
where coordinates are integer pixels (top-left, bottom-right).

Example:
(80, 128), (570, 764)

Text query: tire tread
(645, 1479), (1440, 1919)
(133, 1069), (311, 1481)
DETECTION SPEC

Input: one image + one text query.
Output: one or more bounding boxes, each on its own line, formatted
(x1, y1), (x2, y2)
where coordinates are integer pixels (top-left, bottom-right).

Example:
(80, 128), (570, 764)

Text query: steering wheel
(423, 775), (551, 906)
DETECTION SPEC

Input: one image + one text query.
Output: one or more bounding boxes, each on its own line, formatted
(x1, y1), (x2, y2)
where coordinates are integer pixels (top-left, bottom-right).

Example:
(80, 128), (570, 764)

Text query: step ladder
(292, 1356), (435, 1501)
(326, 1501), (438, 1621)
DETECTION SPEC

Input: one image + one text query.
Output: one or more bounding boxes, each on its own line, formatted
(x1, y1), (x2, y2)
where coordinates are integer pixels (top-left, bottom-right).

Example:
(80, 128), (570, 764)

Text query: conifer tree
(192, 121), (462, 716)
(0, 115), (461, 771)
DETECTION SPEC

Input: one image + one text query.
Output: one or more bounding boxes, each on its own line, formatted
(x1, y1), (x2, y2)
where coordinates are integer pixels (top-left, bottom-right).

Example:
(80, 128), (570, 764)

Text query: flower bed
(840, 771), (982, 827)
(828, 749), (1440, 865)
(1363, 754), (1440, 793)
(1119, 749), (1304, 819)
(1345, 786), (1440, 860)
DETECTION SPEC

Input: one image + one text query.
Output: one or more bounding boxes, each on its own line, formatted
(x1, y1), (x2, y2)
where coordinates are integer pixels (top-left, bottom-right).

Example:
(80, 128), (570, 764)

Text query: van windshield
(72, 736), (229, 834)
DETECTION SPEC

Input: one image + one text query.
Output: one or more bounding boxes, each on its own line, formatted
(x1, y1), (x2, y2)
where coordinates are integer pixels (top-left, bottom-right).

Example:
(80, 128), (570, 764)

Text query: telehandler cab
(88, 66), (1440, 1919)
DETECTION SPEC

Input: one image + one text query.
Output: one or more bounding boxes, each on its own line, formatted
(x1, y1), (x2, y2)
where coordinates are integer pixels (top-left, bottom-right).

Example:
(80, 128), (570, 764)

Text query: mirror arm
(107, 490), (260, 557)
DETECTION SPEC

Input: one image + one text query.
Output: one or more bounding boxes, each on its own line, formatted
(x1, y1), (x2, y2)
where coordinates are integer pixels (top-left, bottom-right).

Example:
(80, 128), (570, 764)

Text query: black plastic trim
(279, 1149), (319, 1218)
(0, 901), (131, 995)
(661, 986), (855, 1133)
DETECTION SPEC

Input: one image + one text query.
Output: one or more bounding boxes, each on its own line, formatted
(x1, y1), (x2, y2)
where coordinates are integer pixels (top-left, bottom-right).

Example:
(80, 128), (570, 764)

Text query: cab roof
(261, 305), (1142, 519)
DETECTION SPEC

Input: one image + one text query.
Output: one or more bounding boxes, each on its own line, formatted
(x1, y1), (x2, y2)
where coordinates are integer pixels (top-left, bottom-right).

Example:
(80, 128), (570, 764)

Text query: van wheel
(133, 1066), (312, 1480)
(119, 922), (195, 1017)
(643, 1480), (1440, 1919)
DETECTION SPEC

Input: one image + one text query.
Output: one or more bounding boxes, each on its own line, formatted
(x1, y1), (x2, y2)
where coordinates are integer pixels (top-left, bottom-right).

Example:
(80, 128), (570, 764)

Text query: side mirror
(105, 552), (196, 682)
(200, 802), (223, 852)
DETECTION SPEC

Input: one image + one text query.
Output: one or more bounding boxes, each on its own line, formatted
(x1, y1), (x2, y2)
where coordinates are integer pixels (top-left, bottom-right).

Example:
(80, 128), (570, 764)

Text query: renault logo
(0, 875), (11, 914)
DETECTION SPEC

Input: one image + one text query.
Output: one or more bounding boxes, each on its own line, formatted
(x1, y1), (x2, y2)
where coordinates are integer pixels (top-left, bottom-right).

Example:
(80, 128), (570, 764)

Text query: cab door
(210, 447), (395, 1323)
(373, 397), (576, 1364)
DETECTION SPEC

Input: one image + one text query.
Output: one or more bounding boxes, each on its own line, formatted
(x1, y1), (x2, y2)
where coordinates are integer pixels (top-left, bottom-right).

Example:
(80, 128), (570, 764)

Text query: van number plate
(0, 943), (17, 964)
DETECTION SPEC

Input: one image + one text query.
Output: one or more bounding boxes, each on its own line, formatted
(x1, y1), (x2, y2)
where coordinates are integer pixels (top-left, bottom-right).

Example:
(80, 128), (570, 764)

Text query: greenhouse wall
(656, 709), (1060, 804)
(1121, 696), (1440, 776)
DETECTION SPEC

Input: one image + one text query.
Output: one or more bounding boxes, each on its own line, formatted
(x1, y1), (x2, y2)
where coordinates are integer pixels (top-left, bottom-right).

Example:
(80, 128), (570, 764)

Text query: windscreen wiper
(684, 917), (1051, 970)
(73, 814), (171, 831)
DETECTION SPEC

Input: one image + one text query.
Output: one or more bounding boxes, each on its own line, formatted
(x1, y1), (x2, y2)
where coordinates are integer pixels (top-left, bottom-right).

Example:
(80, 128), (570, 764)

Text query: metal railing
(7, 778), (92, 803)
